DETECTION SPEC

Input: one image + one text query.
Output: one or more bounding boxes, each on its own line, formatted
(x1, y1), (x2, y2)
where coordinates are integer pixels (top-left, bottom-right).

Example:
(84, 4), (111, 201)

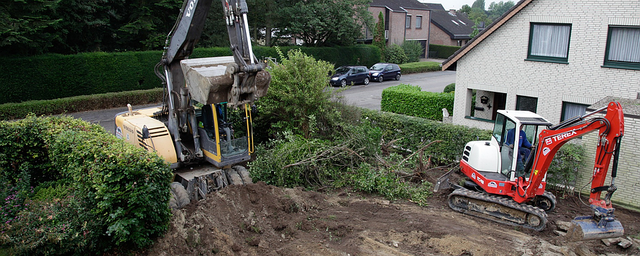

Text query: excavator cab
(492, 112), (547, 180)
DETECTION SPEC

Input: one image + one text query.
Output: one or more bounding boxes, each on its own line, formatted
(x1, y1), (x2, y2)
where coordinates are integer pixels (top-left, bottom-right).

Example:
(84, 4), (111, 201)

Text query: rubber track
(448, 187), (548, 231)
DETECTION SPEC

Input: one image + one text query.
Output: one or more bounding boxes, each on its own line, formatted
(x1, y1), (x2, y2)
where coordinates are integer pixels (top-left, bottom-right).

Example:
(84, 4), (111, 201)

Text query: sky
(419, 0), (472, 11)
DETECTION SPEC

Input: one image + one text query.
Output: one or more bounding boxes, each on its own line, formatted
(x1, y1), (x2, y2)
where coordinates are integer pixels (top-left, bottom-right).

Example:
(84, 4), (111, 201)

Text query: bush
(362, 109), (491, 165)
(398, 62), (441, 74)
(0, 115), (173, 254)
(255, 48), (337, 139)
(384, 44), (408, 64)
(443, 83), (455, 93)
(402, 40), (424, 63)
(0, 88), (164, 120)
(547, 143), (586, 197)
(381, 84), (454, 121)
(429, 44), (461, 59)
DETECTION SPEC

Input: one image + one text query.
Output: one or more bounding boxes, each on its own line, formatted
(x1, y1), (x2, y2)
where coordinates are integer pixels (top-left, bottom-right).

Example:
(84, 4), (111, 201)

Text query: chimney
(449, 9), (456, 15)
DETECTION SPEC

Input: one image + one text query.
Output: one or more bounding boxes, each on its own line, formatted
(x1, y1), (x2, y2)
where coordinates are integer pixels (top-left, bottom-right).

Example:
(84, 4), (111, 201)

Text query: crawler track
(448, 187), (548, 231)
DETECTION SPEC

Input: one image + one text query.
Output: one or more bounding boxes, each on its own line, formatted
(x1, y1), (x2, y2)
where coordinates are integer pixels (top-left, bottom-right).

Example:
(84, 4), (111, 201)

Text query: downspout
(426, 10), (431, 58)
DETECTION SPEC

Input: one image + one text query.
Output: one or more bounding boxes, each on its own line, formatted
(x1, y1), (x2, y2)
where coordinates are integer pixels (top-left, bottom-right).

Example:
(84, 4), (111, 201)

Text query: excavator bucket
(566, 216), (624, 241)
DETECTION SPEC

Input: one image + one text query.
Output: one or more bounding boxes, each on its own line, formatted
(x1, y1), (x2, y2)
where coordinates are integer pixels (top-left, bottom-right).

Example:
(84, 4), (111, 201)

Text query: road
(338, 70), (456, 110)
(69, 71), (456, 134)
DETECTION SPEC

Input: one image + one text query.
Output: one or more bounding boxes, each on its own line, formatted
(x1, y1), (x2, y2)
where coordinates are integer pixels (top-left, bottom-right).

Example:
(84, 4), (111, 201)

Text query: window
(527, 23), (571, 63)
(406, 15), (411, 29)
(516, 96), (538, 113)
(416, 16), (422, 29)
(561, 102), (588, 121)
(603, 26), (640, 70)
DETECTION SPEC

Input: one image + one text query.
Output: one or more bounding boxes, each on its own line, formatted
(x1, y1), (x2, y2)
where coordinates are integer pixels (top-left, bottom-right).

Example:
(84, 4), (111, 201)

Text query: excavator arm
(520, 102), (624, 240)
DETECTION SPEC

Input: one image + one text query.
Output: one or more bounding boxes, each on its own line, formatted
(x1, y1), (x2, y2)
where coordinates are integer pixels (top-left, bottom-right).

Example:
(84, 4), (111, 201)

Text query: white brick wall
(451, 0), (640, 207)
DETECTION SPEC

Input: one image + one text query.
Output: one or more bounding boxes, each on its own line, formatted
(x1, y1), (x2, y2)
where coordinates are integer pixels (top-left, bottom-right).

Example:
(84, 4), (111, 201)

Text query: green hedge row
(0, 116), (173, 254)
(0, 45), (380, 104)
(399, 61), (442, 74)
(0, 88), (163, 120)
(362, 109), (491, 164)
(381, 84), (454, 121)
(429, 44), (461, 59)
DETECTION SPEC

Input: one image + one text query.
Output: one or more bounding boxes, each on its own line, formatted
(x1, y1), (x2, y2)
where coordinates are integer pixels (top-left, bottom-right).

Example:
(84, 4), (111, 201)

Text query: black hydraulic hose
(611, 136), (622, 179)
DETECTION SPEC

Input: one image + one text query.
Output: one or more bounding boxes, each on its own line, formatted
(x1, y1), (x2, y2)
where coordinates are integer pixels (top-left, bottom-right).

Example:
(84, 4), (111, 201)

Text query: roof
(430, 10), (475, 40)
(370, 0), (430, 12)
(588, 96), (640, 118)
(421, 2), (446, 10)
(441, 0), (534, 70)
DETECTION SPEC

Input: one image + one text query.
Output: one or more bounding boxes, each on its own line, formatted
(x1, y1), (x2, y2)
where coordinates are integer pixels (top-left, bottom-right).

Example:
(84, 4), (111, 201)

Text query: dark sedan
(330, 66), (370, 87)
(369, 63), (401, 82)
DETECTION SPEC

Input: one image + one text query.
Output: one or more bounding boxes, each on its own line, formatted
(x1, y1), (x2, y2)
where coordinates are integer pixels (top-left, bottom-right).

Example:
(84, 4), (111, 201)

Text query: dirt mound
(148, 180), (640, 256)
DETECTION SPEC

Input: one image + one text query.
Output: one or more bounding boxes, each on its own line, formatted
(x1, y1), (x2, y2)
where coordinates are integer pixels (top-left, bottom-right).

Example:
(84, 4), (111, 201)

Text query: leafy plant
(547, 143), (586, 197)
(398, 61), (441, 74)
(381, 84), (454, 121)
(402, 40), (424, 63)
(384, 44), (408, 64)
(443, 83), (455, 93)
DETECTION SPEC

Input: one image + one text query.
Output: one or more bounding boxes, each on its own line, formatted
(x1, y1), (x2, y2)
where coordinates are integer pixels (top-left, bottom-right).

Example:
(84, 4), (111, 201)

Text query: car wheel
(378, 76), (383, 82)
(395, 74), (401, 81)
(340, 79), (347, 87)
(363, 77), (369, 85)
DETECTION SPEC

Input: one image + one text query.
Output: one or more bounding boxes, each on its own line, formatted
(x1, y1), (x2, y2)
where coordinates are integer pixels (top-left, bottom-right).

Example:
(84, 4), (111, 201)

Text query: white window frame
(416, 16), (422, 29)
(406, 15), (411, 29)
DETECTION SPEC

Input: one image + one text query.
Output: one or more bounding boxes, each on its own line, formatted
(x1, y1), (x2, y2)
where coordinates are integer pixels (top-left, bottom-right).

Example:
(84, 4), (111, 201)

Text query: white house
(441, 0), (640, 208)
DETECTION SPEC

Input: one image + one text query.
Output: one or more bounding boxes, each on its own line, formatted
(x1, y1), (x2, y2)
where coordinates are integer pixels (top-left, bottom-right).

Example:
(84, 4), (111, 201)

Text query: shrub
(385, 44), (408, 64)
(0, 115), (173, 254)
(362, 109), (491, 165)
(547, 143), (586, 197)
(443, 83), (455, 93)
(381, 84), (454, 121)
(402, 40), (424, 63)
(255, 48), (336, 139)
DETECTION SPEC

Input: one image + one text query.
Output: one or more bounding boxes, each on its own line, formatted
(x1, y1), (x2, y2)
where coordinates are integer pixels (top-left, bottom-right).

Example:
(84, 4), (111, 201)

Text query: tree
(487, 1), (515, 21)
(279, 0), (372, 47)
(471, 0), (485, 10)
(0, 0), (62, 56)
(373, 12), (386, 61)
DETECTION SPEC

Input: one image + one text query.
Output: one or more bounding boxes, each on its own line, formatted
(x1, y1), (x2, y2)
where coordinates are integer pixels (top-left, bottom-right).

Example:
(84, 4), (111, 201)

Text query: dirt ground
(148, 170), (640, 256)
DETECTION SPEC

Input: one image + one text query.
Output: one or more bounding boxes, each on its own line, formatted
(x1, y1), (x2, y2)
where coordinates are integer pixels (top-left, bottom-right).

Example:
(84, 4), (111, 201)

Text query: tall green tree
(280, 0), (372, 47)
(471, 0), (485, 10)
(373, 12), (386, 61)
(487, 1), (515, 21)
(0, 0), (62, 56)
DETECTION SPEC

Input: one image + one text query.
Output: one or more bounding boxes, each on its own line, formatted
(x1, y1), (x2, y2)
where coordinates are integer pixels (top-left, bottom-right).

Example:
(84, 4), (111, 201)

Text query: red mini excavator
(435, 102), (625, 240)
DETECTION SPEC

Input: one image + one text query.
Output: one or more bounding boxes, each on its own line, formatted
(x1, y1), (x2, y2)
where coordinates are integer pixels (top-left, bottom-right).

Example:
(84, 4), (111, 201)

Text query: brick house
(367, 0), (431, 58)
(424, 3), (475, 47)
(441, 0), (640, 208)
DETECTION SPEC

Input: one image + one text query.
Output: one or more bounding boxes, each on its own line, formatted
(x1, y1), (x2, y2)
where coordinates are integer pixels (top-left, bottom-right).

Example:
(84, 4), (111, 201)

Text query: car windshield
(370, 64), (386, 71)
(335, 67), (350, 74)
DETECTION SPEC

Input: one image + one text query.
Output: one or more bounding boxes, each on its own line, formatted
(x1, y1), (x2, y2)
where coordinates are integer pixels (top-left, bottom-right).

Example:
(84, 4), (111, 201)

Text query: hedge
(0, 88), (164, 120)
(381, 84), (454, 121)
(429, 44), (461, 59)
(362, 109), (491, 164)
(0, 116), (173, 254)
(0, 45), (380, 104)
(398, 61), (441, 74)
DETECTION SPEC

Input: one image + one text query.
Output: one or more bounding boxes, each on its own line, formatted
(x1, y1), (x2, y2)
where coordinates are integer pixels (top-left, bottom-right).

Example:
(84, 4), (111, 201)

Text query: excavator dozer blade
(566, 216), (624, 241)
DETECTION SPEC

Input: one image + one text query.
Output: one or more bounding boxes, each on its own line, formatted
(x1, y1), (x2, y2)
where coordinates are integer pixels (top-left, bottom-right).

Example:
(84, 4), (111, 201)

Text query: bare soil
(148, 169), (640, 256)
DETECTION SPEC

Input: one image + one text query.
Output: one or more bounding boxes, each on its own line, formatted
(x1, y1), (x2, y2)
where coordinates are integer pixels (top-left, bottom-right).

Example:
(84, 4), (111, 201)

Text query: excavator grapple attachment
(566, 216), (624, 241)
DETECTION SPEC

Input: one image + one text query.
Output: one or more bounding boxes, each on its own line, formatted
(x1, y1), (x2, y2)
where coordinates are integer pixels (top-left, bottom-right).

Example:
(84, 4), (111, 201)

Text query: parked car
(369, 63), (401, 82)
(330, 66), (370, 87)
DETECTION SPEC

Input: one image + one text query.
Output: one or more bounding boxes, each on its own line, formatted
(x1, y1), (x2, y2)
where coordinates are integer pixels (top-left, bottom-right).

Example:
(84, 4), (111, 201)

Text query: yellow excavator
(115, 0), (270, 209)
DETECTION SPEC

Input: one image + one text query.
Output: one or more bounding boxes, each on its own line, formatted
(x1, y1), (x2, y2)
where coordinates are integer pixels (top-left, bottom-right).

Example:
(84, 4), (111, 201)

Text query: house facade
(368, 0), (431, 58)
(442, 0), (640, 208)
